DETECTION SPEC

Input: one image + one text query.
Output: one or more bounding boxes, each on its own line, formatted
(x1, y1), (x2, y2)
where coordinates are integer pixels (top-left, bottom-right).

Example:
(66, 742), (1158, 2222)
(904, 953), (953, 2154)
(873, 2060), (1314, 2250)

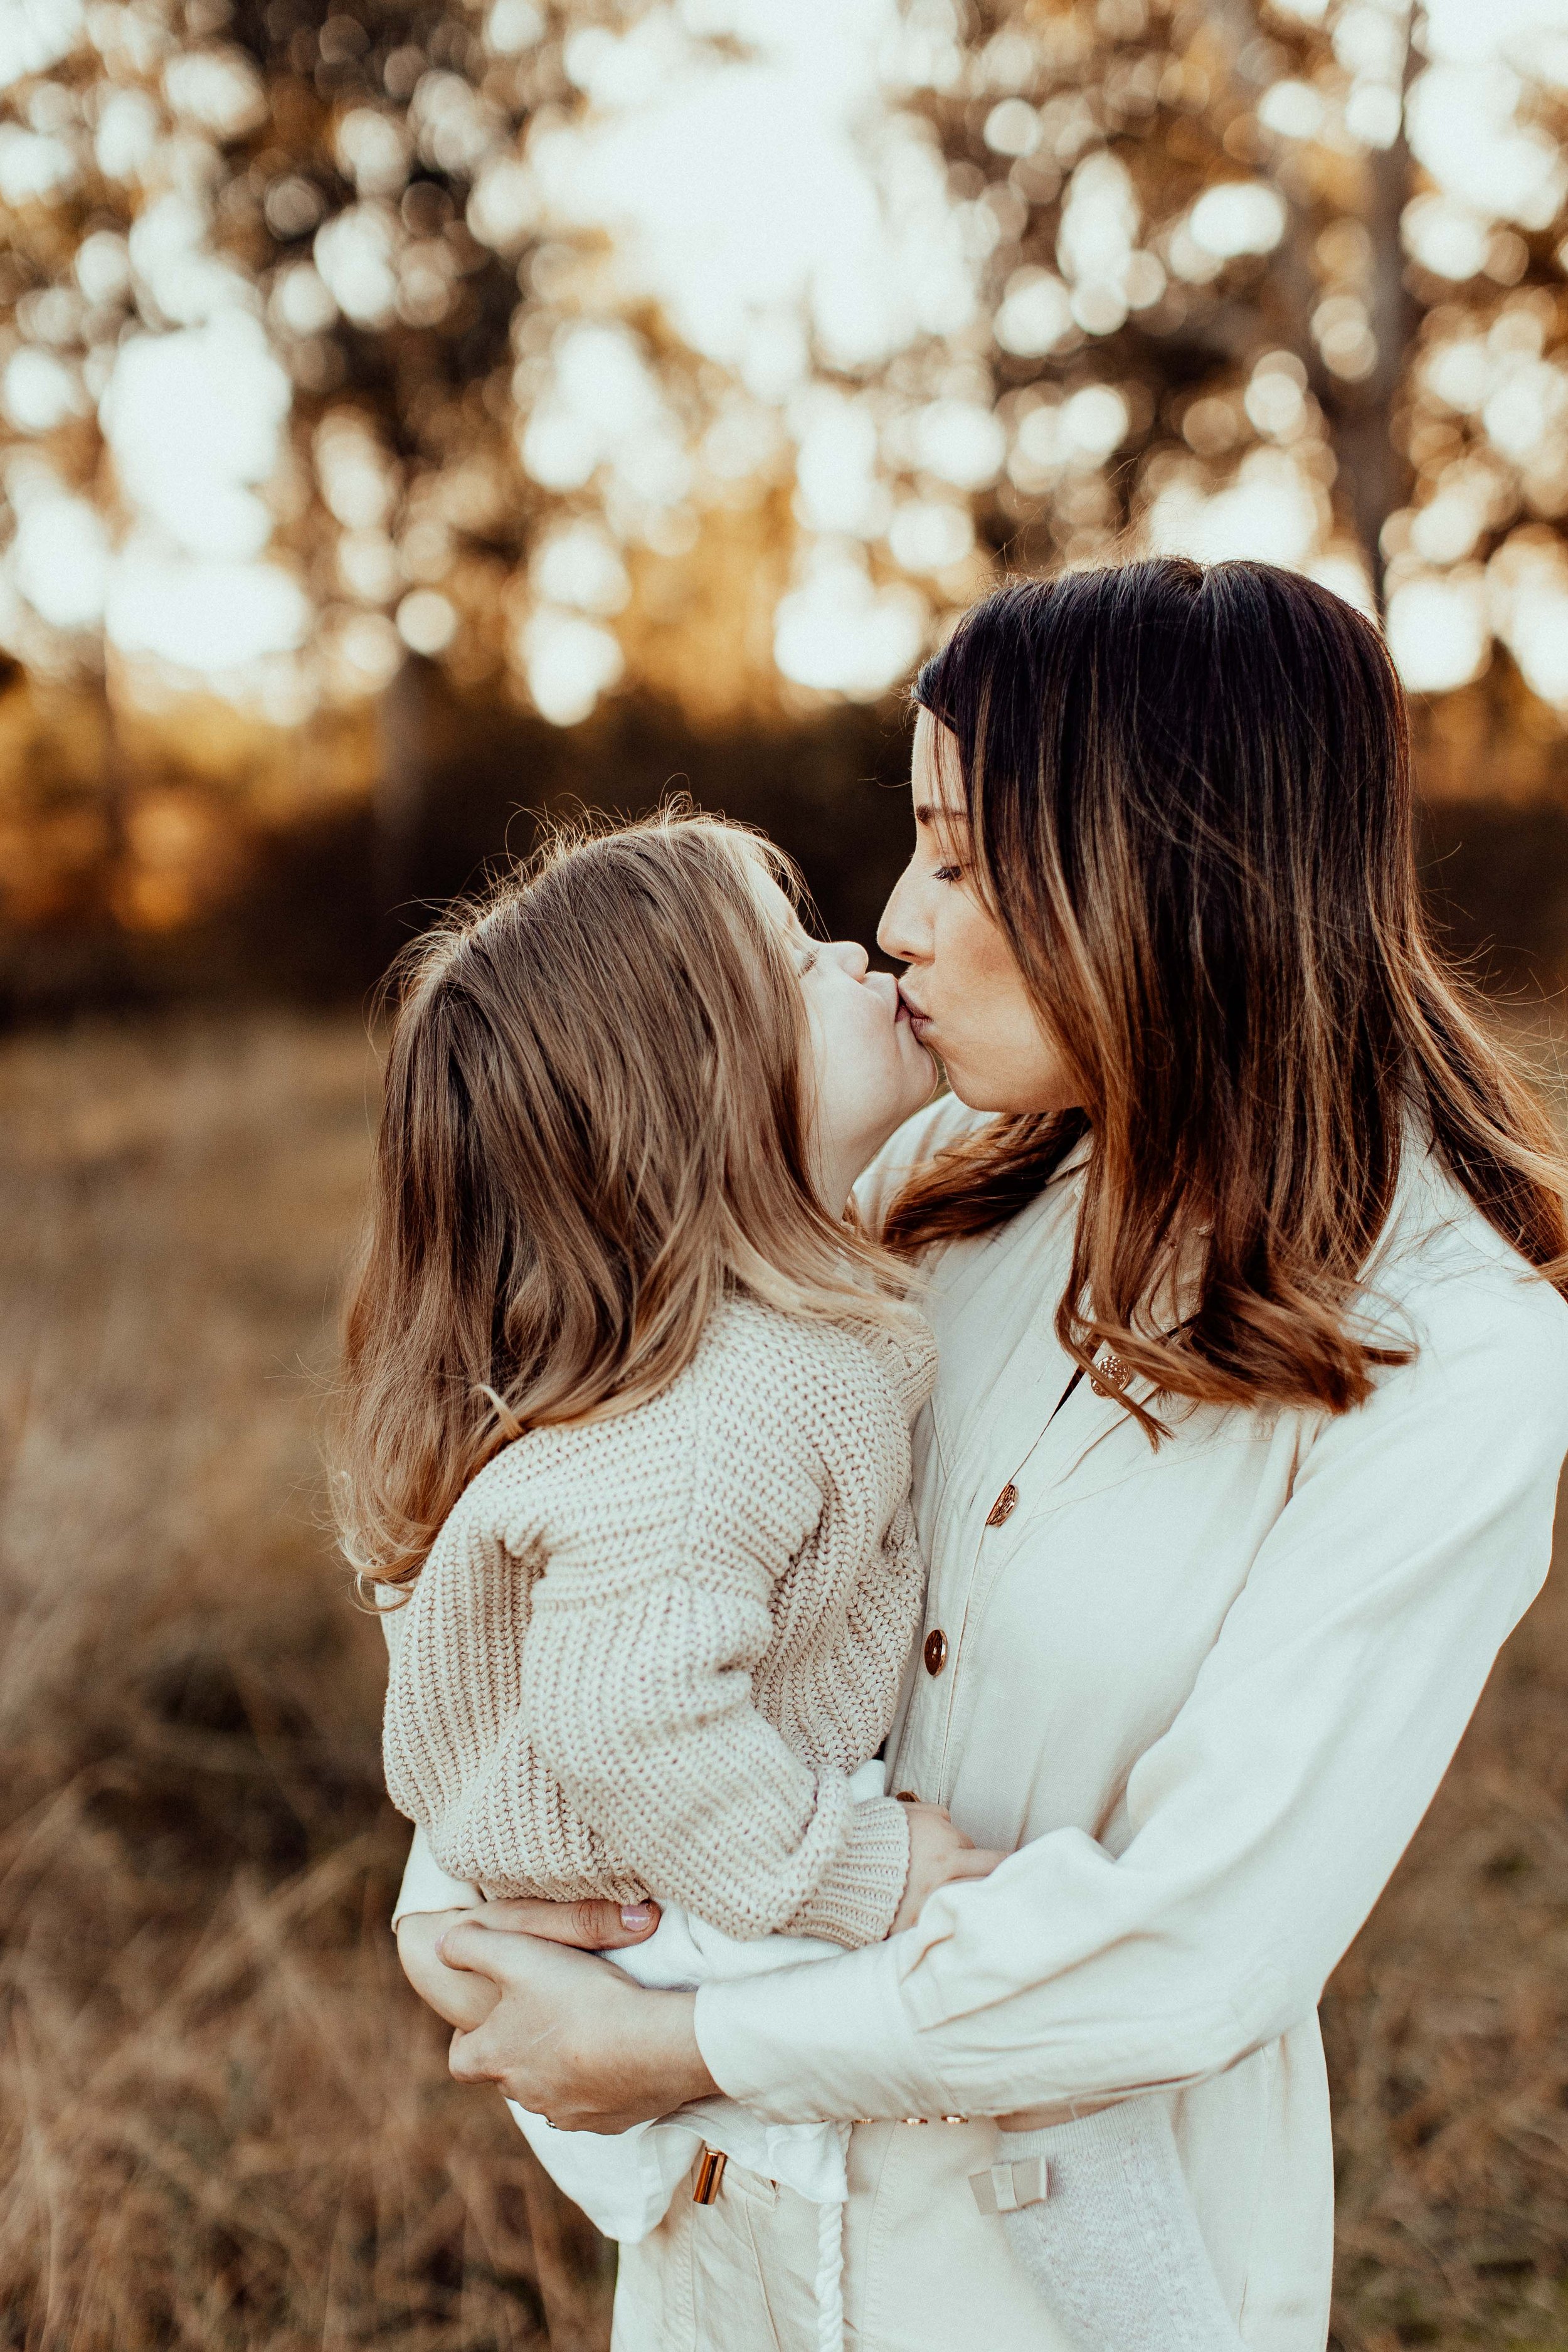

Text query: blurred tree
(0, 0), (756, 935)
(3, 0), (1568, 969)
(904, 0), (1568, 689)
(0, 0), (669, 697)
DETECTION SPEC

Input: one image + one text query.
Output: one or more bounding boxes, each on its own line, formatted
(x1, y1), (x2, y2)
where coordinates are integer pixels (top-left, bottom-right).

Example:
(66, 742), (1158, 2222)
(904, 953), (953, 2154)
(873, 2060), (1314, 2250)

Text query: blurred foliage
(0, 0), (800, 710)
(919, 0), (1568, 607)
(3, 0), (1568, 983)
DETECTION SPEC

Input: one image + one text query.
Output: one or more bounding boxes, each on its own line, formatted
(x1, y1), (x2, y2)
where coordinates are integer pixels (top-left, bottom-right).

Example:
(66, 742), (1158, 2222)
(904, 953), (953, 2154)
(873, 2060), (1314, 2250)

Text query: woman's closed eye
(931, 863), (965, 885)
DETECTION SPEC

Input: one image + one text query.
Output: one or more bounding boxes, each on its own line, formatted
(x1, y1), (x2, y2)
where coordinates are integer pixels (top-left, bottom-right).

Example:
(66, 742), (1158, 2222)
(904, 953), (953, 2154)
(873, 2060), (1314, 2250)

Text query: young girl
(335, 809), (1251, 2352)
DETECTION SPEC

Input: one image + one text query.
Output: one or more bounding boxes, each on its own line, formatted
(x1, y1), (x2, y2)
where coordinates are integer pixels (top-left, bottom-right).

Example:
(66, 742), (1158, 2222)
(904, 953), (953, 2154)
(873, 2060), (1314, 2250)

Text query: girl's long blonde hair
(332, 806), (903, 1594)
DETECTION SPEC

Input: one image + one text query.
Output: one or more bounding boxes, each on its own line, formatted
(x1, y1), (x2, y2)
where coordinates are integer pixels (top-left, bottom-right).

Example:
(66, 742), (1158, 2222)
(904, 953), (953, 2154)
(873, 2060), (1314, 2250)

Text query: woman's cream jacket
(688, 1099), (1568, 2348)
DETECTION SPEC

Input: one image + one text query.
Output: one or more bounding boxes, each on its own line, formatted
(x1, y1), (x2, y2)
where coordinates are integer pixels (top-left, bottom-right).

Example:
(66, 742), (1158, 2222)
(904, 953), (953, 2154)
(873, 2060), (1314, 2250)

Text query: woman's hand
(398, 1908), (499, 2031)
(396, 1895), (662, 2035)
(893, 1802), (1004, 1934)
(434, 1917), (717, 2132)
(401, 1822), (1004, 2131)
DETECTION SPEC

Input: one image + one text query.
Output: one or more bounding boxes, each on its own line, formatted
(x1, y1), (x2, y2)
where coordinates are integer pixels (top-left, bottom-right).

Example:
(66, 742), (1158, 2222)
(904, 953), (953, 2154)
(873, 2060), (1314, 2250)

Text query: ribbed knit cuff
(787, 1795), (911, 1948)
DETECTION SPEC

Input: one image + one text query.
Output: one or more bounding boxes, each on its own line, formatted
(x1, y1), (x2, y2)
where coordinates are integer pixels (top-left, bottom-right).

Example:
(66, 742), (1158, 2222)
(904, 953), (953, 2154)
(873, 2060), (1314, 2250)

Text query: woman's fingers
(892, 1805), (990, 1932)
(441, 1931), (715, 2131)
(445, 1936), (603, 2097)
(941, 1845), (1006, 1882)
(396, 1910), (502, 2031)
(442, 1934), (651, 2125)
(892, 1839), (1008, 1931)
(436, 1895), (659, 1961)
(898, 1799), (972, 1846)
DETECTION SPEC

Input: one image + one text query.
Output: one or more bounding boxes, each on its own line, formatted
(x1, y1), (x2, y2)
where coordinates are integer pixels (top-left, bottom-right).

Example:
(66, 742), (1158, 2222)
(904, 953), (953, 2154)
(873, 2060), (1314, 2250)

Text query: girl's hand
(435, 1921), (715, 2132)
(396, 1895), (662, 2034)
(893, 1802), (1005, 1934)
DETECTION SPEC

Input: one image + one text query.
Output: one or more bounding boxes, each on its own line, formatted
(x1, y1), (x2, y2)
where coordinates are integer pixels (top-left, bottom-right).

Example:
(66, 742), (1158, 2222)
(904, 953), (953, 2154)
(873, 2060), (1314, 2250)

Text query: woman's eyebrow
(913, 802), (970, 830)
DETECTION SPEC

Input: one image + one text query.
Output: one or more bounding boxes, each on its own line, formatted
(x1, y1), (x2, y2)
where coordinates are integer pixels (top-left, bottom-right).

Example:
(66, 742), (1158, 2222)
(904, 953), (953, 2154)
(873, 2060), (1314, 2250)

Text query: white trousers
(610, 2118), (1079, 2352)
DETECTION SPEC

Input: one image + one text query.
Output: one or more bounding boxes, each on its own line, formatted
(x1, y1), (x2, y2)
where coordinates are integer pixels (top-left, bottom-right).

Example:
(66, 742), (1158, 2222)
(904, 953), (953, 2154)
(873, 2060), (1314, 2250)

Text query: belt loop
(969, 2154), (1050, 2215)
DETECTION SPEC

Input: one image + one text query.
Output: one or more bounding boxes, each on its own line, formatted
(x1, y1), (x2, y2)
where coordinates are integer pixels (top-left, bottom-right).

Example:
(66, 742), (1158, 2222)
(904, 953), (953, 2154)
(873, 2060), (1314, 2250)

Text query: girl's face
(750, 866), (937, 1209)
(877, 709), (1081, 1116)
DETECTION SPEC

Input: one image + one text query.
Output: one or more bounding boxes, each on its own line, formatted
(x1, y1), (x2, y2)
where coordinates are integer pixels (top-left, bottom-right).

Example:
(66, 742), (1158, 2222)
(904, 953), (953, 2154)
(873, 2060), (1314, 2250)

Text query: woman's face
(877, 710), (1081, 1116)
(750, 866), (937, 1207)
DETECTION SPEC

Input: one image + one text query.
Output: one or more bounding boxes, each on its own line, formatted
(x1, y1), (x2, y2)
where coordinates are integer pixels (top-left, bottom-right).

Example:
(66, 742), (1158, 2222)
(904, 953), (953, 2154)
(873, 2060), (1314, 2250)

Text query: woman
(400, 558), (1568, 2350)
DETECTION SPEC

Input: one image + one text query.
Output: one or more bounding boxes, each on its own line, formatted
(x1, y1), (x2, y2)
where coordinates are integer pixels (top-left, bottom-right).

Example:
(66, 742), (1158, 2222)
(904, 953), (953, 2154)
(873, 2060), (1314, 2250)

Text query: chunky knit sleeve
(519, 1327), (911, 1948)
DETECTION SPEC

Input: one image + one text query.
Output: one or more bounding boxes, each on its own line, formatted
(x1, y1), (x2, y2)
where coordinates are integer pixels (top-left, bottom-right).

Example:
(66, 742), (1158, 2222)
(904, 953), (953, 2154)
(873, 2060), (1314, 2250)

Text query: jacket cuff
(695, 1935), (951, 2123)
(785, 1796), (911, 1948)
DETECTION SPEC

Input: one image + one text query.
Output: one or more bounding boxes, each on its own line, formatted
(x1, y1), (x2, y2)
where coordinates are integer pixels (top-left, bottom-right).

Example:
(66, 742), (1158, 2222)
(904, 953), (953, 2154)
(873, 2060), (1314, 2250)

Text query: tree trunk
(374, 653), (435, 967)
(1229, 0), (1421, 608)
(1330, 12), (1421, 611)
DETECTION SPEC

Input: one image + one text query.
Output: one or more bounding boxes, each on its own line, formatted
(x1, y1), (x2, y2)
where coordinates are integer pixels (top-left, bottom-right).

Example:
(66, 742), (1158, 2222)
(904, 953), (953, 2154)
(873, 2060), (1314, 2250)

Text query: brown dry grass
(2, 1010), (1566, 2352)
(1323, 1511), (1568, 2351)
(0, 1016), (612, 2352)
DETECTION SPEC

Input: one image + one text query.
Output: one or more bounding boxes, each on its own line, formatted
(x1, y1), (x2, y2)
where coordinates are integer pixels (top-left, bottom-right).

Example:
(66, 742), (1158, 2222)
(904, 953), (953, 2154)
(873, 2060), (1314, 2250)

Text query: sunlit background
(4, 0), (1568, 976)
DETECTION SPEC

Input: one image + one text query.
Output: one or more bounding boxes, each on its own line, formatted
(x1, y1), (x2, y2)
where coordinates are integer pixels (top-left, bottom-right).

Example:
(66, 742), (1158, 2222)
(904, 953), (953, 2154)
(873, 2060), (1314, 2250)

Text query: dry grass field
(3, 1010), (1568, 2352)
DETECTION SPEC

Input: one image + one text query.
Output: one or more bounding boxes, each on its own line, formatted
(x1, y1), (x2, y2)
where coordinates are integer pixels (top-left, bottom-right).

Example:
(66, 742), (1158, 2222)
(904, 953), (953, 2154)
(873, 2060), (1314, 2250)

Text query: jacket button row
(923, 1628), (948, 1675)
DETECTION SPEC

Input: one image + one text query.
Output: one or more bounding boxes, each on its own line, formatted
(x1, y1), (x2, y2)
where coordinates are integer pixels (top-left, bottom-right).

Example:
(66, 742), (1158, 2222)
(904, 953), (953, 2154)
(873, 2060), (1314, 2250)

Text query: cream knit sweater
(381, 1295), (936, 1949)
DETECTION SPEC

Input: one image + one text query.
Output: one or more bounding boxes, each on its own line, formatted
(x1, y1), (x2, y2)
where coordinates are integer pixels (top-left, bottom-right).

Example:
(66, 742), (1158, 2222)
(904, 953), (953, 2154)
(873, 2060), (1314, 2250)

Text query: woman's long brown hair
(883, 559), (1568, 1422)
(332, 807), (906, 1594)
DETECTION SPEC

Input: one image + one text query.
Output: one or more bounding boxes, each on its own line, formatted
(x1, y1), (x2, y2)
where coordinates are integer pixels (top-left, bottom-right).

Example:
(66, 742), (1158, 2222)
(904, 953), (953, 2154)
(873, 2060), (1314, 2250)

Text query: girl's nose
(830, 940), (871, 980)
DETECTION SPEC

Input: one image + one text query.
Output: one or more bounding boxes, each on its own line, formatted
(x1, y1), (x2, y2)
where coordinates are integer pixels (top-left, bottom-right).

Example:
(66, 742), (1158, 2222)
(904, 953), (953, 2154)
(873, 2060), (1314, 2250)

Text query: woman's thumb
(438, 1895), (661, 1958)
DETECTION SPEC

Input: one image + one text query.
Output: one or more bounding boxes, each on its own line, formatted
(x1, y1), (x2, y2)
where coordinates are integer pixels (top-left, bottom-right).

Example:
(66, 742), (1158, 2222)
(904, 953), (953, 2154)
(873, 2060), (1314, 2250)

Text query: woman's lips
(898, 986), (935, 1041)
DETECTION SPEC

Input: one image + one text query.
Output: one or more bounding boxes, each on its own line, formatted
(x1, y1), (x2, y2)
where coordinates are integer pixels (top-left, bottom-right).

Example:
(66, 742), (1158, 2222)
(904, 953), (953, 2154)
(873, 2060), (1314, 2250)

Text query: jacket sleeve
(694, 1273), (1568, 2119)
(521, 1364), (911, 1948)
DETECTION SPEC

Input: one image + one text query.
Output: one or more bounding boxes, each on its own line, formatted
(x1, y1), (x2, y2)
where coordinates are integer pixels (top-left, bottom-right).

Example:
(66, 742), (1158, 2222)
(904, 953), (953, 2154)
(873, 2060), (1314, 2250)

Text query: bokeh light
(1, 0), (1567, 732)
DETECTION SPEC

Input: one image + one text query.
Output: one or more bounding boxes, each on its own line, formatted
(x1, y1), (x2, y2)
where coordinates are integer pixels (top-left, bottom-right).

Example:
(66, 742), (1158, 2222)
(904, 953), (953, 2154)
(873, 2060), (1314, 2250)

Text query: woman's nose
(829, 939), (870, 980)
(877, 864), (924, 965)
